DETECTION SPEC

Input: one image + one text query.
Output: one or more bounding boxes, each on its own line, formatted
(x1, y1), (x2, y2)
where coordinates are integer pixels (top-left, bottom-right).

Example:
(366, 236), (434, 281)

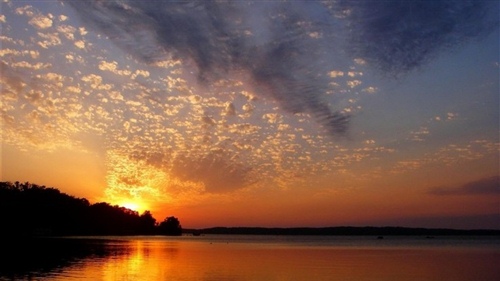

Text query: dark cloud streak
(333, 0), (498, 75)
(65, 0), (349, 134)
(65, 0), (496, 134)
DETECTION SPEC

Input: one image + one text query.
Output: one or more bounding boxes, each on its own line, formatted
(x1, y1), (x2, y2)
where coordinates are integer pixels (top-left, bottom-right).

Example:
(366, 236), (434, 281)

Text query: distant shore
(184, 226), (500, 236)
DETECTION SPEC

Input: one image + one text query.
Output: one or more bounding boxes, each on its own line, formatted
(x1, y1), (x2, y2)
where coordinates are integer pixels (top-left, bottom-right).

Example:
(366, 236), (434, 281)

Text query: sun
(122, 202), (139, 211)
(120, 201), (147, 213)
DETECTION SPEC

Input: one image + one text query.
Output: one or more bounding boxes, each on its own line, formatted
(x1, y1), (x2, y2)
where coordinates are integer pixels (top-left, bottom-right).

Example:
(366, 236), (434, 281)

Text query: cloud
(223, 102), (236, 116)
(428, 176), (500, 195)
(170, 150), (253, 194)
(74, 40), (85, 49)
(56, 24), (77, 40)
(66, 1), (497, 136)
(29, 14), (53, 29)
(65, 1), (497, 135)
(333, 0), (498, 75)
(408, 126), (430, 142)
(37, 32), (62, 49)
(64, 0), (351, 135)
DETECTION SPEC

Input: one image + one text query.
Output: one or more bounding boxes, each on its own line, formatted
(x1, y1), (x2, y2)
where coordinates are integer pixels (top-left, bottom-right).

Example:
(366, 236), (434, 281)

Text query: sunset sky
(1, 0), (499, 229)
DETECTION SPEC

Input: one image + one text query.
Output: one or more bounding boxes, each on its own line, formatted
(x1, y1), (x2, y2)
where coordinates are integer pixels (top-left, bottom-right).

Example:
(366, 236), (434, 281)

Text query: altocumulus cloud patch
(65, 0), (496, 134)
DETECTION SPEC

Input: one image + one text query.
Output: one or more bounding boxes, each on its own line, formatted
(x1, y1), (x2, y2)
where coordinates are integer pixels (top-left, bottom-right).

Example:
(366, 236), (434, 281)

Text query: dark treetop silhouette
(2, 181), (498, 238)
(0, 181), (182, 237)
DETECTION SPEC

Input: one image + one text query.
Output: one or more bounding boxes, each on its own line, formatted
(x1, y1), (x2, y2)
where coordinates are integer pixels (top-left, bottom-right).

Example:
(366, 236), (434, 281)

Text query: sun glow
(119, 201), (148, 214)
(122, 202), (139, 211)
(104, 151), (168, 214)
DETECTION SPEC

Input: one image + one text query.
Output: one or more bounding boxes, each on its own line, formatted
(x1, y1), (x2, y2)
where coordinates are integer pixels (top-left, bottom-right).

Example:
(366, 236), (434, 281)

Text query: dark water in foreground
(1, 235), (499, 281)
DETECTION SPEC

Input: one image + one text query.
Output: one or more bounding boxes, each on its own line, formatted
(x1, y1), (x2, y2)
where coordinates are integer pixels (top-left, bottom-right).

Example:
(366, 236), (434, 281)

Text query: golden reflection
(48, 238), (500, 281)
(101, 241), (146, 281)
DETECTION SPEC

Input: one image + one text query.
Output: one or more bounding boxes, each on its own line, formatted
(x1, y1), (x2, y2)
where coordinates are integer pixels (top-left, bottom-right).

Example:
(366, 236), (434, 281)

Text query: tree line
(197, 226), (500, 236)
(0, 181), (182, 237)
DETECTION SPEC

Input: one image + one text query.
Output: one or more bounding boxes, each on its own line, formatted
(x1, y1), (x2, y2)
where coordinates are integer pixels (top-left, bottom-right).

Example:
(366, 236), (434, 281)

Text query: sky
(1, 0), (499, 229)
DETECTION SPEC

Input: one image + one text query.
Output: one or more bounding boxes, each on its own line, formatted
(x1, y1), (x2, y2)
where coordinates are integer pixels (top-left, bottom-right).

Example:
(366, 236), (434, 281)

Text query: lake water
(1, 235), (499, 281)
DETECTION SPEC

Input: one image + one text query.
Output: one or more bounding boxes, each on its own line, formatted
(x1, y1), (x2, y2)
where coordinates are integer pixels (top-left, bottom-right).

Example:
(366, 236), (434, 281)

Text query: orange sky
(1, 1), (499, 229)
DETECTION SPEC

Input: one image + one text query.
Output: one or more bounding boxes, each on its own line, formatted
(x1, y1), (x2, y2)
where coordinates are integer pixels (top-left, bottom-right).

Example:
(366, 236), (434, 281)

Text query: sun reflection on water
(33, 237), (500, 281)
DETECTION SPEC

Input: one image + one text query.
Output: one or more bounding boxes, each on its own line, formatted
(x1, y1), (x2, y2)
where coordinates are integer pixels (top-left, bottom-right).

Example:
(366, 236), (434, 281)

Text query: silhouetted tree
(158, 216), (182, 236)
(0, 181), (182, 237)
(139, 211), (157, 234)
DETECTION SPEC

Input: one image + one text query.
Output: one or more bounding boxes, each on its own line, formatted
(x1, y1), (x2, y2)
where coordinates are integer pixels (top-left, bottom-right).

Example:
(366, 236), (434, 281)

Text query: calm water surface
(1, 235), (499, 281)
